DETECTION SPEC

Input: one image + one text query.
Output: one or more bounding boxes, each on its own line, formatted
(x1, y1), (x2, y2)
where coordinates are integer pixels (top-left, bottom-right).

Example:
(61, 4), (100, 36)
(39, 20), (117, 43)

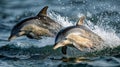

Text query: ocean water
(0, 0), (120, 67)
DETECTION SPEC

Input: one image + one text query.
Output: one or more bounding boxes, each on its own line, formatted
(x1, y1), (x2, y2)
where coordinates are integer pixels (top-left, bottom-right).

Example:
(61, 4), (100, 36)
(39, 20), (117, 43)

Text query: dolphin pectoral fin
(62, 46), (67, 55)
(37, 6), (48, 16)
(76, 16), (85, 26)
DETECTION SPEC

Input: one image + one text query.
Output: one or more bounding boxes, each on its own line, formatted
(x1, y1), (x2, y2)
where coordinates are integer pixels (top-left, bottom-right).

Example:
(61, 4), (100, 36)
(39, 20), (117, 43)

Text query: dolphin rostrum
(53, 16), (104, 54)
(8, 6), (62, 41)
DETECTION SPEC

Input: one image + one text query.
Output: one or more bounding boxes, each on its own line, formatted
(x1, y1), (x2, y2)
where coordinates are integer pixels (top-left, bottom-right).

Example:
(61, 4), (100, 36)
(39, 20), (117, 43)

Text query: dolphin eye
(65, 38), (67, 40)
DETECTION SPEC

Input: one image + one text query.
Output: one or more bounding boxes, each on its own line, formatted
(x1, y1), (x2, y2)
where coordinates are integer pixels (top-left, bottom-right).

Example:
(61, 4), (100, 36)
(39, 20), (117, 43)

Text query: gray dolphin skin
(53, 16), (104, 54)
(8, 6), (62, 41)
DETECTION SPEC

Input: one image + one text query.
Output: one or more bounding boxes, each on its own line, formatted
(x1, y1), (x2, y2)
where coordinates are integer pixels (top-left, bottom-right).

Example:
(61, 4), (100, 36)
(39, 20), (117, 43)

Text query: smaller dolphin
(53, 16), (104, 54)
(8, 6), (62, 41)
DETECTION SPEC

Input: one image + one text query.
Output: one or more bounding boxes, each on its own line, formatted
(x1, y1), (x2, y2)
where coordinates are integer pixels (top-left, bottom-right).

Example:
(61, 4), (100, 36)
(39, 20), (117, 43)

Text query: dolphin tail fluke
(37, 6), (48, 16)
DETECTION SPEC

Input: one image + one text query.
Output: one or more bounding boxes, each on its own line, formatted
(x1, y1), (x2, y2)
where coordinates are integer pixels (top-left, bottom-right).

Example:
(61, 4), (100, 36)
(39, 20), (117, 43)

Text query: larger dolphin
(8, 6), (62, 41)
(53, 16), (104, 54)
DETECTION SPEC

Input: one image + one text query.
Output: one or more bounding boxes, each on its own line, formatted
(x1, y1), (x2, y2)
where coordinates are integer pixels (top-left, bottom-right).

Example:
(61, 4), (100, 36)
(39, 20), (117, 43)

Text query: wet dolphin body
(8, 6), (62, 41)
(53, 16), (104, 54)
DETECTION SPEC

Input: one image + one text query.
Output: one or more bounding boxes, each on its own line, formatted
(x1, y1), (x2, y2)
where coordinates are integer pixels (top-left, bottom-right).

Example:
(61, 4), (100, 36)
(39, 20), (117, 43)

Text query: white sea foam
(78, 14), (120, 49)
(48, 11), (73, 27)
(9, 37), (55, 48)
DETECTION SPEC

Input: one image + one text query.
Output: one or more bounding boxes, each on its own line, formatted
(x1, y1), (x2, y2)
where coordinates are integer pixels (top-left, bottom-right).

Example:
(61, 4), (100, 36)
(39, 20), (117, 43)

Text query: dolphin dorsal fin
(37, 6), (48, 16)
(76, 16), (85, 26)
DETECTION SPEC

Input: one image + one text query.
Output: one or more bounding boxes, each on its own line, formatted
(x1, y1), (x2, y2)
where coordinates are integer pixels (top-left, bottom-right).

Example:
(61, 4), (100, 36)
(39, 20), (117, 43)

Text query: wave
(0, 42), (120, 60)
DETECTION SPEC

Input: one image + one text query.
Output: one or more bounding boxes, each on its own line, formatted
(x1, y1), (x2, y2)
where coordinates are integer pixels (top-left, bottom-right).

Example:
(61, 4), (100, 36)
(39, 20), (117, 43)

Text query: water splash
(48, 11), (73, 27)
(78, 13), (120, 49)
(8, 37), (55, 48)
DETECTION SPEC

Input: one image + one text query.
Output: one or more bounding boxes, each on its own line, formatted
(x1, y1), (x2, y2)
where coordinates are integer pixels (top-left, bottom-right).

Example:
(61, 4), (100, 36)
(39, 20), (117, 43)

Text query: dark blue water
(0, 0), (120, 67)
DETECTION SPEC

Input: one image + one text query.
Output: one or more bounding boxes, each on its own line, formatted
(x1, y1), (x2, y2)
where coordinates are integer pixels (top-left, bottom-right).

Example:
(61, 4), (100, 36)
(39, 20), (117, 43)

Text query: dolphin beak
(8, 35), (17, 41)
(53, 40), (72, 50)
(53, 43), (64, 50)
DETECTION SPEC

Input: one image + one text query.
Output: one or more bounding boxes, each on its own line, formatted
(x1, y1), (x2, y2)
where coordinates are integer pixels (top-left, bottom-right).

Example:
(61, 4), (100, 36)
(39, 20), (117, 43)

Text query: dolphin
(8, 6), (62, 41)
(53, 16), (104, 54)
